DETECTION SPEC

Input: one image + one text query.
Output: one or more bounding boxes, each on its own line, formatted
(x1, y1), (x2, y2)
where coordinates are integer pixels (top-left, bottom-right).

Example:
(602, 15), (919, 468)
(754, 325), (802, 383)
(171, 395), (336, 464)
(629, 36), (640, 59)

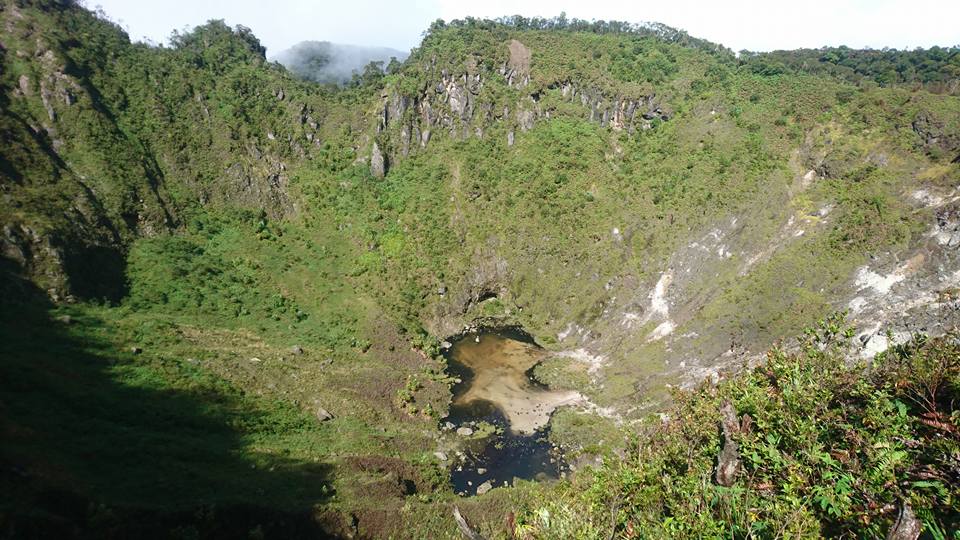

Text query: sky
(89, 0), (960, 56)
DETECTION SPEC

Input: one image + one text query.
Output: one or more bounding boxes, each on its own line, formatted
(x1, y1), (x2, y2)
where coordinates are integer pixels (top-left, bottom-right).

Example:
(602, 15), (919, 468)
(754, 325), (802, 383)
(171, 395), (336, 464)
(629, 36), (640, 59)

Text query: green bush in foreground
(518, 315), (959, 538)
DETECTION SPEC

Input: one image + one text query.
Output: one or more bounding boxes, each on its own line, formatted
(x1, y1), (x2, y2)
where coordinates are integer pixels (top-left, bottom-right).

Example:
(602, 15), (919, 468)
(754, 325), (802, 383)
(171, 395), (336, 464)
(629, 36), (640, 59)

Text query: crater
(442, 327), (583, 496)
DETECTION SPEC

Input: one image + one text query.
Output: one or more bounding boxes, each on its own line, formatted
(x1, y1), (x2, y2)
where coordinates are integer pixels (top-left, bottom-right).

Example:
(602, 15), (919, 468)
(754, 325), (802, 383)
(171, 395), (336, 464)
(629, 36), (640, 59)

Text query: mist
(272, 41), (409, 84)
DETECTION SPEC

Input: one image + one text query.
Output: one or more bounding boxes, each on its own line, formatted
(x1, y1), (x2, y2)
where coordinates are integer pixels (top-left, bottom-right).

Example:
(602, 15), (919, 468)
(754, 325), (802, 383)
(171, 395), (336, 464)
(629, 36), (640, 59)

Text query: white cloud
(436, 0), (960, 52)
(91, 0), (959, 54)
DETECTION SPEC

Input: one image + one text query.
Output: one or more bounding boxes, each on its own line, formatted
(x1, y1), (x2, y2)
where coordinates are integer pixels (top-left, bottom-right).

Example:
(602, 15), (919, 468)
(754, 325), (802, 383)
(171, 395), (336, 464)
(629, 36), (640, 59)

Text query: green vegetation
(746, 46), (960, 89)
(516, 319), (960, 538)
(2, 1), (959, 537)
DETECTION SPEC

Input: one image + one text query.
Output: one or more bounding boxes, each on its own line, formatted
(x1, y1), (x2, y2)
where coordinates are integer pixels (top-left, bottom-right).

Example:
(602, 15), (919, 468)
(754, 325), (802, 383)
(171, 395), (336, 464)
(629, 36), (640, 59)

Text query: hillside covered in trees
(1, 1), (959, 538)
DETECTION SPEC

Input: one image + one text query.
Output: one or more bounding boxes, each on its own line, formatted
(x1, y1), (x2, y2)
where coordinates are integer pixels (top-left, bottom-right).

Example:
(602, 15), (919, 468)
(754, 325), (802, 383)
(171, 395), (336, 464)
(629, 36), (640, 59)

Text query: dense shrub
(519, 316), (960, 538)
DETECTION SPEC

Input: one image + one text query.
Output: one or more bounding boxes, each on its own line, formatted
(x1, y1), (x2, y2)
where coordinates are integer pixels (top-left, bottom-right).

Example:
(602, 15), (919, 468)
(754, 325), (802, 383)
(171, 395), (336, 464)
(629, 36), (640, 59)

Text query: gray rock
(130, 346), (142, 355)
(444, 421), (455, 430)
(440, 341), (453, 349)
(476, 467), (486, 475)
(475, 480), (493, 495)
(370, 141), (386, 178)
(291, 344), (304, 355)
(456, 426), (474, 437)
(56, 315), (72, 324)
(315, 407), (334, 422)
(715, 401), (742, 487)
(886, 502), (921, 540)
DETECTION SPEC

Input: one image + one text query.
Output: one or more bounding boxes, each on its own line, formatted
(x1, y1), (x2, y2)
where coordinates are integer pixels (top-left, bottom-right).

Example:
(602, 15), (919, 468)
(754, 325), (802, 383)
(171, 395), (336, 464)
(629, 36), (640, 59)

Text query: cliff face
(1, 1), (166, 299)
(369, 36), (671, 177)
(0, 1), (362, 300)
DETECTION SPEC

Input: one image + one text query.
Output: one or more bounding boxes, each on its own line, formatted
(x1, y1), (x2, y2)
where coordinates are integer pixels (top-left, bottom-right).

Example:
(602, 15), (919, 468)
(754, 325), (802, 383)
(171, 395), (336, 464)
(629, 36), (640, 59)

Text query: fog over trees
(272, 40), (408, 84)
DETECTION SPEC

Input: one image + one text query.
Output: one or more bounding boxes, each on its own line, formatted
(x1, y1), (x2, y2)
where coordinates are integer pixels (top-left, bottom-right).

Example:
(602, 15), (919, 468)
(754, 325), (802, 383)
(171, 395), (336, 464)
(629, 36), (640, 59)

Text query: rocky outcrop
(912, 112), (960, 162)
(370, 40), (667, 175)
(370, 141), (387, 178)
(504, 39), (532, 88)
(715, 401), (745, 487)
(1, 6), (326, 301)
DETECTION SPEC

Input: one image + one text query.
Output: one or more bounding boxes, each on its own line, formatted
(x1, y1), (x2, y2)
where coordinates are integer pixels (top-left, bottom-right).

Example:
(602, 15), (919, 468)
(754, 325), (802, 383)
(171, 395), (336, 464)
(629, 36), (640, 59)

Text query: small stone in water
(456, 427), (474, 436)
(476, 480), (493, 495)
(477, 468), (487, 475)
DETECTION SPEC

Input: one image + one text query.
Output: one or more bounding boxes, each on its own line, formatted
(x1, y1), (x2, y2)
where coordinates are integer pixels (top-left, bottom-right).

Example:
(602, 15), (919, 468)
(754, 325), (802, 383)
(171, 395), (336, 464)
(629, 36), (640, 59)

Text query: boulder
(456, 426), (474, 437)
(315, 407), (334, 422)
(886, 503), (921, 540)
(291, 344), (304, 355)
(475, 480), (493, 496)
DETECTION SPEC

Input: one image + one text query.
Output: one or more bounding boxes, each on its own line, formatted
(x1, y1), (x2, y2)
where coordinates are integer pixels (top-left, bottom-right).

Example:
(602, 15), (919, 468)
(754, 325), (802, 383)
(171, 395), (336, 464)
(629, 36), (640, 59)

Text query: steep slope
(1, 2), (959, 538)
(338, 20), (960, 420)
(1, 0), (366, 300)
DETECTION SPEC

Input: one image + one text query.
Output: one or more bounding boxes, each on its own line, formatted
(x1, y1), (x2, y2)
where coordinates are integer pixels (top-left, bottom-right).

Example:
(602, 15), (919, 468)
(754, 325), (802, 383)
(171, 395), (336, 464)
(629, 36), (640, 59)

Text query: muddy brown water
(443, 328), (582, 496)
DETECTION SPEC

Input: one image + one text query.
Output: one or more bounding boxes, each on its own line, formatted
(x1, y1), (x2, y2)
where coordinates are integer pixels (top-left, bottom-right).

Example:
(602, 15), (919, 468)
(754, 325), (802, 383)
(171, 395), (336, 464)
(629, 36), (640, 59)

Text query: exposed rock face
(372, 39), (667, 174)
(2, 10), (316, 302)
(505, 39), (532, 88)
(370, 141), (387, 178)
(913, 112), (960, 158)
